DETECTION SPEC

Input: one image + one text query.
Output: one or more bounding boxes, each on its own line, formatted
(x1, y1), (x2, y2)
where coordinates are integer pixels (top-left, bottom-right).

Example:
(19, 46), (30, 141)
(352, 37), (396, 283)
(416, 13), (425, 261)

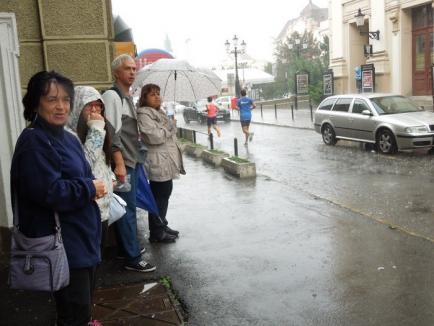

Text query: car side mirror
(362, 109), (372, 116)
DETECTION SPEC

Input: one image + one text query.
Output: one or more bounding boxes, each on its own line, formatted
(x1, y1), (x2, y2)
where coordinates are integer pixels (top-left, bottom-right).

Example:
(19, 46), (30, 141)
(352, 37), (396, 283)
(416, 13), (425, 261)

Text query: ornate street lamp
(355, 8), (380, 40)
(225, 35), (246, 97)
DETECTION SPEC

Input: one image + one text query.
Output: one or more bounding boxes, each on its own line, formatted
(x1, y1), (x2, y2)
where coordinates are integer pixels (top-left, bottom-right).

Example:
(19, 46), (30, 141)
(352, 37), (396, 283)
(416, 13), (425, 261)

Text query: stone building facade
(0, 0), (115, 251)
(329, 0), (434, 101)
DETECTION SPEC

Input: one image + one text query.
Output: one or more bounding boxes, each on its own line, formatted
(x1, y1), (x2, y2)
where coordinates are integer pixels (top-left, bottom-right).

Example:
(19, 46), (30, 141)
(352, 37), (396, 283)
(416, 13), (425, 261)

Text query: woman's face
(146, 89), (161, 109)
(38, 83), (71, 126)
(82, 100), (104, 121)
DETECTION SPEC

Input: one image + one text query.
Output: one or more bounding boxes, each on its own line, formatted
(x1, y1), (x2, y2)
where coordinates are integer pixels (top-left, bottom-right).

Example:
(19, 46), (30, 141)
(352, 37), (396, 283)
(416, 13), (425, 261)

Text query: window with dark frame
(332, 98), (352, 112)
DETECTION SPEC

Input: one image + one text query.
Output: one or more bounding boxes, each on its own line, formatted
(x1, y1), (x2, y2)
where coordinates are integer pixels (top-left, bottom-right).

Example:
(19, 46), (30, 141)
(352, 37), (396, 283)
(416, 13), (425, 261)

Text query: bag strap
(13, 190), (60, 230)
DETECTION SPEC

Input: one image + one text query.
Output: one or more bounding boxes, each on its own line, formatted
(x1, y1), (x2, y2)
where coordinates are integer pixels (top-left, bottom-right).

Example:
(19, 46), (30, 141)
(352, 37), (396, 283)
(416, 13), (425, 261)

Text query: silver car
(314, 94), (434, 154)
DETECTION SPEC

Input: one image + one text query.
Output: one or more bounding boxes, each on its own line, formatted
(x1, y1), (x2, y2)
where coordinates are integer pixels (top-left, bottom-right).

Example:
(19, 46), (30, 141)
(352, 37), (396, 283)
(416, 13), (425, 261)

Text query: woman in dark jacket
(10, 71), (106, 326)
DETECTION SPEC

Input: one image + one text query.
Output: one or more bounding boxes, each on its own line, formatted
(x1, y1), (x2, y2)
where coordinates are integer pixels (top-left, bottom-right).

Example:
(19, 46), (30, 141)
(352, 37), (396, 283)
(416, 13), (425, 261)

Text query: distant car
(183, 99), (231, 124)
(215, 96), (233, 109)
(314, 94), (434, 154)
(162, 101), (186, 114)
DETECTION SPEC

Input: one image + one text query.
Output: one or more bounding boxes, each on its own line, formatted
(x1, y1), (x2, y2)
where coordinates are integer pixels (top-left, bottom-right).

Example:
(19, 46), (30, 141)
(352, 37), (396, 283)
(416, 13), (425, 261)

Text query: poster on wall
(296, 73), (309, 95)
(361, 64), (375, 93)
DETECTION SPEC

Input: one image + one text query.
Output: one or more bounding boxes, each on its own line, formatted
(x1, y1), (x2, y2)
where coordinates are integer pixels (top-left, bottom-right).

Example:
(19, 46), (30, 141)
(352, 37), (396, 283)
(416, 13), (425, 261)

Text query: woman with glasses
(67, 86), (113, 257)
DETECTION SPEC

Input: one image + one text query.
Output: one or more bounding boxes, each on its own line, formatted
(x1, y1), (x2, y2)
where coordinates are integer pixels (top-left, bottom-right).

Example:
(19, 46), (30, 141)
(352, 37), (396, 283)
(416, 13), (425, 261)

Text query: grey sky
(111, 0), (329, 68)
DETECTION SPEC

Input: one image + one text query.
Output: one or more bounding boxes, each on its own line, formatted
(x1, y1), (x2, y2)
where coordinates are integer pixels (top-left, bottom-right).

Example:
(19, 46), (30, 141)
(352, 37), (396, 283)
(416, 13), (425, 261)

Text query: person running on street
(237, 89), (256, 145)
(204, 96), (221, 138)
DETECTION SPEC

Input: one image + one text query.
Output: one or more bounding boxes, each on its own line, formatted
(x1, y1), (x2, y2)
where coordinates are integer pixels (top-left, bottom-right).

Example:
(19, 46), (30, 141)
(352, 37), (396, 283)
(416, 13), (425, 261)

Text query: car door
(329, 97), (353, 138)
(349, 99), (377, 142)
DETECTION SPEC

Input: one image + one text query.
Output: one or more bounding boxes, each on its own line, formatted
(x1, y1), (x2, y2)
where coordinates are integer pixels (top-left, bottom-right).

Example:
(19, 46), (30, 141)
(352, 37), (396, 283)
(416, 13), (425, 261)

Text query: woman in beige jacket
(137, 83), (185, 243)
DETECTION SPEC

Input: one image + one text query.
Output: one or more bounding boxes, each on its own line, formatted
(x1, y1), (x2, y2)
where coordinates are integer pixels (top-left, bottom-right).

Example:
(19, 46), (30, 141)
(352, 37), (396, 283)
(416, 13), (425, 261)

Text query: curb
(229, 118), (314, 131)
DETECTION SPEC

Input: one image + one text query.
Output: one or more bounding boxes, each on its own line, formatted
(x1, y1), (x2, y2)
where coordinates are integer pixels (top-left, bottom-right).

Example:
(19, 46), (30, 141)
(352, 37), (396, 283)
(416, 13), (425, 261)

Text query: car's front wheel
(321, 124), (337, 145)
(376, 129), (397, 154)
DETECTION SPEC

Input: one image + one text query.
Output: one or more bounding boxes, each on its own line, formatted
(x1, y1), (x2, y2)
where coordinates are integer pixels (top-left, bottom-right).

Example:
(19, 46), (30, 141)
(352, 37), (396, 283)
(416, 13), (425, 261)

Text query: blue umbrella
(136, 165), (159, 216)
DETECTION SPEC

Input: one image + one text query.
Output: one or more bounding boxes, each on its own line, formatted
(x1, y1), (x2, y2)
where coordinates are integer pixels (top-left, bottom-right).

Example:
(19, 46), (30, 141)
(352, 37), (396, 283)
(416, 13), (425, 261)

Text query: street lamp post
(225, 35), (246, 98)
(288, 37), (307, 110)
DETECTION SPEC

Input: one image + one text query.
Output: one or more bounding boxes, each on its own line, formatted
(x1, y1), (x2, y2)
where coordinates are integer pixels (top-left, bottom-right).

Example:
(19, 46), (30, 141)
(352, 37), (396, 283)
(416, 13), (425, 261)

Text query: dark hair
(22, 71), (74, 122)
(138, 84), (160, 107)
(240, 89), (247, 96)
(207, 96), (212, 102)
(76, 100), (112, 165)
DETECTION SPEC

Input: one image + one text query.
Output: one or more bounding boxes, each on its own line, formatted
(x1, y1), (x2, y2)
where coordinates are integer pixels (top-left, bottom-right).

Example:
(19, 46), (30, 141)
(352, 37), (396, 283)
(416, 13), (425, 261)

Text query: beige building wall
(329, 0), (434, 98)
(0, 0), (116, 251)
(0, 0), (115, 91)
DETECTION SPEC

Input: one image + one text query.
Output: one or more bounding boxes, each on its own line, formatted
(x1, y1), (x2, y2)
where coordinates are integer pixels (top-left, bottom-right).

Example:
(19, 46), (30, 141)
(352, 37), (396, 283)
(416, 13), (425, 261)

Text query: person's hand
(87, 112), (104, 121)
(114, 164), (127, 183)
(93, 179), (107, 200)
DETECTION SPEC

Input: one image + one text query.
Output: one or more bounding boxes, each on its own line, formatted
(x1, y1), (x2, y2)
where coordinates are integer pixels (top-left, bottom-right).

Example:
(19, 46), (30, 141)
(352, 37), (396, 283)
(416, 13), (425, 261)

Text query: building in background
(329, 0), (434, 105)
(277, 0), (329, 45)
(113, 15), (136, 58)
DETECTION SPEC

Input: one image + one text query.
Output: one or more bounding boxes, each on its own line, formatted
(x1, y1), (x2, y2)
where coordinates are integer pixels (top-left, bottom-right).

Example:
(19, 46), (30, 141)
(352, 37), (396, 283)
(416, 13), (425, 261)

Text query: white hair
(111, 54), (134, 73)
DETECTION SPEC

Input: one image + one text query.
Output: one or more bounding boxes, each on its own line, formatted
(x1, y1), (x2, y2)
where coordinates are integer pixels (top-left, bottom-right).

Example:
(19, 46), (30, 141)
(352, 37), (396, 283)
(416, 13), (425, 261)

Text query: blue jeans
(114, 164), (141, 265)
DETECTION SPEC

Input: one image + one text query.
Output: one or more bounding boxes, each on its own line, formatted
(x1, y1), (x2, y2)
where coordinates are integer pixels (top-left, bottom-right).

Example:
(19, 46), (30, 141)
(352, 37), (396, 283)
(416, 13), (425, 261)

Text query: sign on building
(361, 64), (375, 93)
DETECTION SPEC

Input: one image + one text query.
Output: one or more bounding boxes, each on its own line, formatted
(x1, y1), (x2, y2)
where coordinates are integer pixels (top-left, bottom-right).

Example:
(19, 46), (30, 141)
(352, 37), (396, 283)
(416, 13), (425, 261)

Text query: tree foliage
(269, 31), (329, 104)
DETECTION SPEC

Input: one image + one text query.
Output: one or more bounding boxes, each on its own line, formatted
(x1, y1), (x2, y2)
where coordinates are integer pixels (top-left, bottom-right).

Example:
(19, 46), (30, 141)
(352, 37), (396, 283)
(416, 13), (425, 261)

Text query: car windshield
(370, 96), (423, 115)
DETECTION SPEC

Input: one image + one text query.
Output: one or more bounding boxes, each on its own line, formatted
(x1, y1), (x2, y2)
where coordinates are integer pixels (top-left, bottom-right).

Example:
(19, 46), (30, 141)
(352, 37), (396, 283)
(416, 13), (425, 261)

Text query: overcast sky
(111, 0), (329, 68)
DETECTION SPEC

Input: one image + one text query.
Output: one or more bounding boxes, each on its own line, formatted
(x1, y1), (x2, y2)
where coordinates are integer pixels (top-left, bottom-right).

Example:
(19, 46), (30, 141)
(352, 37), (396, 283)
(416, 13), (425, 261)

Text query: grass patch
(160, 276), (172, 290)
(187, 143), (206, 148)
(228, 156), (250, 163)
(209, 149), (227, 154)
(178, 138), (190, 143)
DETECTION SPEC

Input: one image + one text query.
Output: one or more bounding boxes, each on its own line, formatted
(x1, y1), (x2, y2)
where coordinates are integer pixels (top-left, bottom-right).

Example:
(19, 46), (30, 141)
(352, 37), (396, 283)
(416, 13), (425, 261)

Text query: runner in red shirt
(205, 96), (222, 138)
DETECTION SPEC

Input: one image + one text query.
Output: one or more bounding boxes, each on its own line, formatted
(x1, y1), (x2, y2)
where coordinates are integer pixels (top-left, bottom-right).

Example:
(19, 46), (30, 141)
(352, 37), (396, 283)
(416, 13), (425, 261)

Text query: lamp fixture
(354, 8), (380, 40)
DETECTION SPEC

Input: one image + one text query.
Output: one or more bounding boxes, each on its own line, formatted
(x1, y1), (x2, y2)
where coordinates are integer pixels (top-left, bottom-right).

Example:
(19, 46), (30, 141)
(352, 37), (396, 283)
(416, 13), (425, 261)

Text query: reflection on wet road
(145, 117), (434, 326)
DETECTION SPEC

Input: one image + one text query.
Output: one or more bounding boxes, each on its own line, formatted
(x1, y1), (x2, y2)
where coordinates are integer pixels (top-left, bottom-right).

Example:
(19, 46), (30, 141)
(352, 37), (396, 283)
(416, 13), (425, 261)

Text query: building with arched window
(329, 0), (434, 105)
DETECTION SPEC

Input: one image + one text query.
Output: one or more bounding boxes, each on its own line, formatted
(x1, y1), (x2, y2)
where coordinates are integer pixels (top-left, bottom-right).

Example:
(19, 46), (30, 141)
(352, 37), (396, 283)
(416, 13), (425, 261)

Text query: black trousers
(54, 266), (97, 326)
(148, 180), (173, 237)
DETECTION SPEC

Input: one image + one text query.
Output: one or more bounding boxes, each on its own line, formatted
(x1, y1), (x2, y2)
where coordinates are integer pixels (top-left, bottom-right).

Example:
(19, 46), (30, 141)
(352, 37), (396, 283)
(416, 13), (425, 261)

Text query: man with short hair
(237, 89), (256, 145)
(103, 54), (156, 273)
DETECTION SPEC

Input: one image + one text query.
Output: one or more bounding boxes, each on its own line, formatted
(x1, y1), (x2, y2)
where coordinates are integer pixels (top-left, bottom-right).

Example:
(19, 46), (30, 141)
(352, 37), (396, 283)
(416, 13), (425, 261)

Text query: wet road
(144, 117), (434, 326)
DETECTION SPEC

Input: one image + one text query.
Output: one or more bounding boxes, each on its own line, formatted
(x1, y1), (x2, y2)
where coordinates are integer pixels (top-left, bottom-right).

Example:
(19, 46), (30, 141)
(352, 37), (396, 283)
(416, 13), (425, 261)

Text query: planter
(176, 139), (189, 152)
(221, 157), (256, 178)
(184, 143), (207, 158)
(201, 150), (229, 167)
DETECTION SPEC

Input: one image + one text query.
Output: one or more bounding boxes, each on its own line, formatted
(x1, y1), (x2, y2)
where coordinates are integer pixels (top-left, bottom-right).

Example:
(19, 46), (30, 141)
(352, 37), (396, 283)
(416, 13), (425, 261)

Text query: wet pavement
(152, 113), (434, 325)
(3, 112), (434, 325)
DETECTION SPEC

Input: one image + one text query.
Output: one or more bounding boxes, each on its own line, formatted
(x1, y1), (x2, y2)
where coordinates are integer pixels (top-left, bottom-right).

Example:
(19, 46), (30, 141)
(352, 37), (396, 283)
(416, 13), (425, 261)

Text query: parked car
(314, 94), (434, 154)
(183, 99), (231, 124)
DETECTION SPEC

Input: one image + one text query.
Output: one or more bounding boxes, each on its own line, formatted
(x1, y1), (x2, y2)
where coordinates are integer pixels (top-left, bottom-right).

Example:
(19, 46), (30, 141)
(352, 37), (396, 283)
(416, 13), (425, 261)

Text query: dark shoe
(165, 226), (179, 237)
(124, 260), (156, 272)
(149, 231), (176, 243)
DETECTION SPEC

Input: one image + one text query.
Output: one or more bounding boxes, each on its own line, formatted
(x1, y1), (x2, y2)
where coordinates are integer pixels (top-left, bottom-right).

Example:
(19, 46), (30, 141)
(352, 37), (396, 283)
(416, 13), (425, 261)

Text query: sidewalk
(0, 236), (185, 325)
(230, 106), (315, 130)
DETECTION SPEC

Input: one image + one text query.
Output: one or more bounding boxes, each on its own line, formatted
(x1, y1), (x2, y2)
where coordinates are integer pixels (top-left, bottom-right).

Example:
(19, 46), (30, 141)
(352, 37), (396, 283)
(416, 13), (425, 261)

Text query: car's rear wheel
(376, 129), (397, 154)
(321, 124), (337, 145)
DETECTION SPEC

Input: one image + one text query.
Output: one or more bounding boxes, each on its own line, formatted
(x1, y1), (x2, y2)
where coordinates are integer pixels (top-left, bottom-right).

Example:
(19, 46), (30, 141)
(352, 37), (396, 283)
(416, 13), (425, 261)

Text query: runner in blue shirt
(236, 89), (256, 145)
